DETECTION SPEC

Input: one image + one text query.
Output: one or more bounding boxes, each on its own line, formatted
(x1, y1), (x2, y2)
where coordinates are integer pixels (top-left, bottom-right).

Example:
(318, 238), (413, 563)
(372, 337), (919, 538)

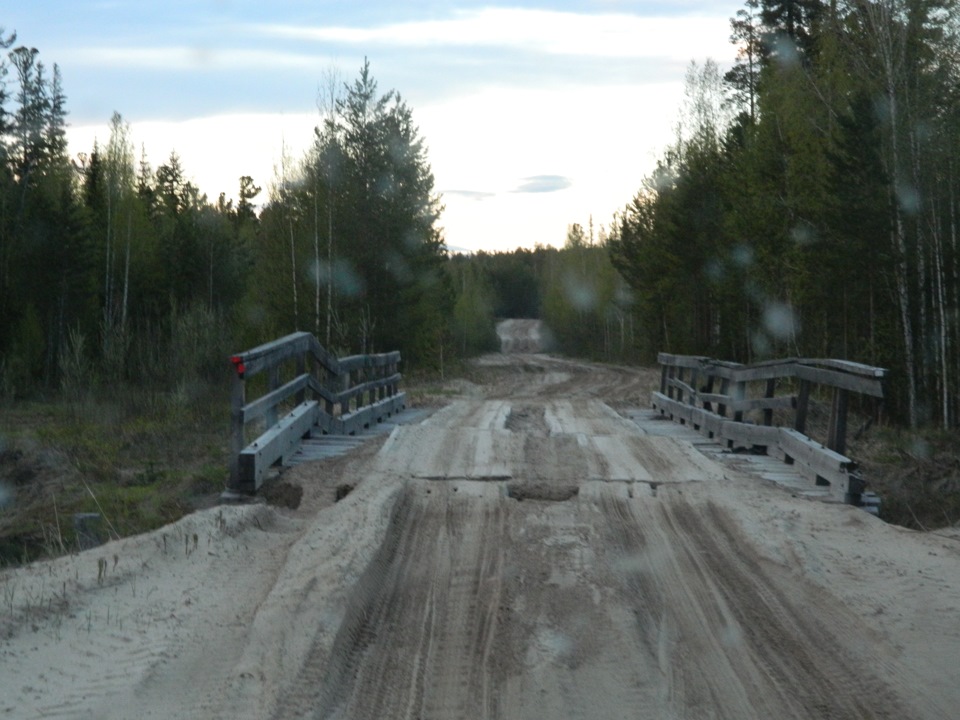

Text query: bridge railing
(227, 332), (405, 493)
(652, 353), (886, 503)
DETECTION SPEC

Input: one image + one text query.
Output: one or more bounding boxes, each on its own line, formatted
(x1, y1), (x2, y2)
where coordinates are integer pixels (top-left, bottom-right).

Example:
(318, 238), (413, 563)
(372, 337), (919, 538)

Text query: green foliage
(610, 0), (960, 427)
(542, 225), (636, 361)
(450, 259), (499, 356)
(0, 37), (255, 397)
(245, 60), (450, 367)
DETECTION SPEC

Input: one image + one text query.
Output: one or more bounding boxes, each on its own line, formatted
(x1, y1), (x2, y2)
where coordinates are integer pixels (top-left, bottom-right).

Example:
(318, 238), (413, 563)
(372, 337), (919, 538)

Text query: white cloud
(67, 46), (328, 71)
(259, 8), (733, 61)
(418, 81), (685, 252)
(67, 113), (320, 202)
(61, 4), (739, 254)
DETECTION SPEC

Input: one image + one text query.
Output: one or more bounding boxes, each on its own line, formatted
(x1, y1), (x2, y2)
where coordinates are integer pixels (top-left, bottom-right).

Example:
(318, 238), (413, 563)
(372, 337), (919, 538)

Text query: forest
(608, 0), (960, 429)
(1, 0), (959, 434)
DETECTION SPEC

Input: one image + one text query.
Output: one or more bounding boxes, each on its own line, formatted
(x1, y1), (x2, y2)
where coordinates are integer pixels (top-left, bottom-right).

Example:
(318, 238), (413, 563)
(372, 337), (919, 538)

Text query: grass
(0, 381), (231, 566)
(851, 426), (960, 530)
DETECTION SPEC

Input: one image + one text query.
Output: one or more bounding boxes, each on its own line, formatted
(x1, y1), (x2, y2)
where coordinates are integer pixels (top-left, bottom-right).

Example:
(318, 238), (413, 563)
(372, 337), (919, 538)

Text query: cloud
(66, 46), (325, 71)
(443, 189), (497, 201)
(256, 8), (734, 61)
(513, 175), (573, 194)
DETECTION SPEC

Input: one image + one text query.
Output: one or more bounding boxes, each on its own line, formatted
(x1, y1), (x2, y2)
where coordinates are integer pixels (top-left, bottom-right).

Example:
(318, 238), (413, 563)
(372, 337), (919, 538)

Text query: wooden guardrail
(227, 332), (405, 493)
(652, 353), (886, 504)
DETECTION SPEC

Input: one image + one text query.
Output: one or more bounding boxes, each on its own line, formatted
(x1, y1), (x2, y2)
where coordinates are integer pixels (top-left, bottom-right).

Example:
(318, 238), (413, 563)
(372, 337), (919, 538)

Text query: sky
(5, 1), (745, 253)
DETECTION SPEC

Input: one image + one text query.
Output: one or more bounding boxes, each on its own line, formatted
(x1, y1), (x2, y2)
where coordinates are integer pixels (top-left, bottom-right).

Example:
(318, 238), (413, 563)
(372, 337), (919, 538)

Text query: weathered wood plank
(777, 427), (855, 492)
(666, 377), (698, 399)
(730, 395), (796, 413)
(243, 373), (310, 424)
(232, 332), (317, 378)
(656, 352), (710, 369)
(338, 351), (402, 372)
(238, 401), (320, 491)
(793, 365), (884, 397)
(718, 421), (780, 448)
(798, 358), (887, 378)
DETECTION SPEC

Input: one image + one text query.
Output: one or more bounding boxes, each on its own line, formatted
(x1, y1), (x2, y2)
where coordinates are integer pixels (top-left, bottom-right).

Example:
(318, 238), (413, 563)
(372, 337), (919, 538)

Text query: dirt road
(3, 325), (960, 719)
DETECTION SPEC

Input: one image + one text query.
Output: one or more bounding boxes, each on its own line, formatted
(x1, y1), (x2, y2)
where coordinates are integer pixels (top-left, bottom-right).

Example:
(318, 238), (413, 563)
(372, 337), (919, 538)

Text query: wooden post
(763, 378), (776, 426)
(702, 374), (715, 413)
(717, 378), (729, 418)
(688, 369), (700, 406)
(229, 366), (246, 490)
(827, 388), (849, 455)
(676, 368), (685, 404)
(795, 379), (811, 434)
(736, 381), (746, 422)
(295, 353), (306, 404)
(342, 369), (351, 413)
(660, 364), (669, 395)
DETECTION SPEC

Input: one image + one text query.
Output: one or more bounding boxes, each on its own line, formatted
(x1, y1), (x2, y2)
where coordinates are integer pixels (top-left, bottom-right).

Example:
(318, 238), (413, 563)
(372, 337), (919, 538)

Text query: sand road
(2, 329), (960, 719)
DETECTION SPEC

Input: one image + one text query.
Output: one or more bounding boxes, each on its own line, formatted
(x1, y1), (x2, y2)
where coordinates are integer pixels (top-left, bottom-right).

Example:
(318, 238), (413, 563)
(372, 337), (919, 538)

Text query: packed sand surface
(3, 320), (960, 719)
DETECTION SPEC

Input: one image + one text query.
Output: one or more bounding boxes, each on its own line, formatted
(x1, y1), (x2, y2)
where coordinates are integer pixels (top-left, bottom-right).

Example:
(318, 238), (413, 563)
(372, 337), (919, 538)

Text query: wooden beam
(795, 379), (811, 434)
(718, 420), (779, 448)
(827, 388), (849, 455)
(798, 358), (887, 378)
(243, 373), (310, 424)
(777, 427), (856, 491)
(794, 364), (884, 397)
(237, 401), (320, 491)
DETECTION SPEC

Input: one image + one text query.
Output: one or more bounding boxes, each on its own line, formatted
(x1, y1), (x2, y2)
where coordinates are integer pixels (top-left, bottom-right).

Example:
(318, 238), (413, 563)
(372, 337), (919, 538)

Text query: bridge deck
(625, 407), (836, 500)
(283, 407), (436, 467)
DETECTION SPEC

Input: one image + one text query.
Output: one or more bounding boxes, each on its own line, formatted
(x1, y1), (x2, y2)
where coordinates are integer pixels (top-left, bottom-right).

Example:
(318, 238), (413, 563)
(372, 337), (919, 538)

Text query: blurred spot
(790, 223), (816, 245)
(731, 244), (753, 268)
(897, 184), (921, 215)
(190, 46), (214, 67)
(751, 331), (772, 358)
(873, 94), (891, 124)
(910, 438), (931, 460)
(772, 35), (800, 67)
(0, 482), (12, 509)
(744, 279), (765, 303)
(244, 302), (267, 328)
(533, 627), (573, 663)
(563, 272), (596, 312)
(333, 259), (363, 297)
(538, 324), (557, 352)
(763, 302), (798, 340)
(705, 258), (723, 282)
(386, 251), (413, 283)
(720, 623), (743, 648)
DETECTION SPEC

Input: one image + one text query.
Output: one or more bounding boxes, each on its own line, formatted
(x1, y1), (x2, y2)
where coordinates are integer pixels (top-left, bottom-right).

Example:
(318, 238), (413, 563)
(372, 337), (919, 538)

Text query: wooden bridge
(651, 353), (886, 506)
(225, 332), (886, 509)
(226, 331), (408, 494)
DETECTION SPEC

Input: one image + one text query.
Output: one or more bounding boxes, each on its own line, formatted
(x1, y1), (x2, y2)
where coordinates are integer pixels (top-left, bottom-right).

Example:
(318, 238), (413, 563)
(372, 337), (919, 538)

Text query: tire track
(287, 481), (506, 720)
(596, 485), (913, 719)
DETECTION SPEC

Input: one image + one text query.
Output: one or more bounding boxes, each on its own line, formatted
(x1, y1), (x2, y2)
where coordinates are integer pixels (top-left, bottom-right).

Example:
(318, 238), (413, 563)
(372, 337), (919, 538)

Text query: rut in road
(270, 378), (917, 720)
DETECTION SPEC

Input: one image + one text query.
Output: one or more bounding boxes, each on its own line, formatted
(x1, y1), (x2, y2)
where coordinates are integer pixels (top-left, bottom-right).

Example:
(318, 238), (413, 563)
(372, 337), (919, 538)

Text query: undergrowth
(851, 427), (960, 531)
(0, 381), (230, 566)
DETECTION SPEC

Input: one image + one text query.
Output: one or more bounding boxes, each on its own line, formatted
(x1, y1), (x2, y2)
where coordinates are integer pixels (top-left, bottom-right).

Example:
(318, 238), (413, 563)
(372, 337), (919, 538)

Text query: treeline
(0, 42), (457, 397)
(608, 0), (960, 427)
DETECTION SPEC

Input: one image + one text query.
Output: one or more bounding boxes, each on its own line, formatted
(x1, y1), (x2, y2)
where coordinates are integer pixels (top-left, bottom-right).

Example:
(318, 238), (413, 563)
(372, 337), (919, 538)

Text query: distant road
(496, 318), (547, 353)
